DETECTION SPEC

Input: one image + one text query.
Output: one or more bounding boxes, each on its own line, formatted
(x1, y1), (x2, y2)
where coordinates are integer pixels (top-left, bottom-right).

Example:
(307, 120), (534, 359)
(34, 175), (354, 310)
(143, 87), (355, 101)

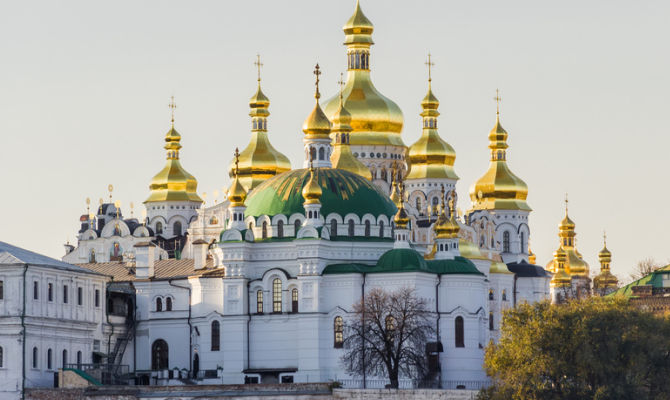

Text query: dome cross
(234, 147), (241, 176)
(254, 54), (263, 83)
(313, 63), (322, 99)
(425, 53), (434, 85)
(168, 96), (177, 126)
(493, 89), (501, 115)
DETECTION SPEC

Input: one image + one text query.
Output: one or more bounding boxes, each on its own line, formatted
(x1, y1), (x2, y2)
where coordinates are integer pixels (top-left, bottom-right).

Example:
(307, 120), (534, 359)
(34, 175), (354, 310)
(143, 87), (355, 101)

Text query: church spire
(302, 64), (332, 168)
(230, 55), (291, 191)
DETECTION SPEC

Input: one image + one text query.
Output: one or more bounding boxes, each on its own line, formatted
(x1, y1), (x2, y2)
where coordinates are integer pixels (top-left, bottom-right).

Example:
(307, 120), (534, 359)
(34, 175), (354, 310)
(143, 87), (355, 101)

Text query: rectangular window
(33, 281), (39, 300)
(48, 283), (53, 302)
(77, 287), (83, 306)
(63, 285), (68, 304)
(95, 289), (100, 307)
(256, 290), (263, 314)
(0, 280), (3, 300)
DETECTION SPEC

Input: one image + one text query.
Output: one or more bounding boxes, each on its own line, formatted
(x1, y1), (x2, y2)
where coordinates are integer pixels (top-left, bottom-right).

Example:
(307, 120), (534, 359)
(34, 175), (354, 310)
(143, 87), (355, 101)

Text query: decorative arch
(151, 339), (169, 370)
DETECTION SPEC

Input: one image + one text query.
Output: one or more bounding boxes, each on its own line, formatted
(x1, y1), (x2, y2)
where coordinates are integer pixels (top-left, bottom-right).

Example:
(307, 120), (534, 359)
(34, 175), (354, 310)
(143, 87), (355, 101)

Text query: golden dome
(469, 112), (530, 212)
(551, 247), (572, 287)
(458, 239), (489, 260)
(322, 1), (404, 147)
(145, 125), (203, 204)
(230, 80), (291, 191)
(303, 64), (332, 139)
(490, 261), (513, 274)
(406, 81), (458, 181)
(302, 167), (323, 204)
(394, 206), (409, 229)
(228, 149), (248, 207)
(546, 203), (589, 277)
(330, 92), (372, 180)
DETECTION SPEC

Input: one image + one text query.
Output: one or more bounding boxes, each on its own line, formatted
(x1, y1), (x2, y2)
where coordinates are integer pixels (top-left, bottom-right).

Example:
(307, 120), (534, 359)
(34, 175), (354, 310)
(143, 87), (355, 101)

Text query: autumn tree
(629, 257), (663, 282)
(341, 286), (435, 388)
(480, 297), (670, 400)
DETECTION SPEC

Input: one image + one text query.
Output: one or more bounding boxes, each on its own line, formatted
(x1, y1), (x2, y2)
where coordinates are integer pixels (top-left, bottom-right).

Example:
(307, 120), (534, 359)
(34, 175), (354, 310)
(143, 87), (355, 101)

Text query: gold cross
(494, 89), (501, 115)
(234, 147), (240, 175)
(169, 96), (177, 126)
(425, 53), (434, 83)
(313, 63), (322, 99)
(564, 193), (569, 214)
(254, 54), (263, 82)
(603, 230), (607, 246)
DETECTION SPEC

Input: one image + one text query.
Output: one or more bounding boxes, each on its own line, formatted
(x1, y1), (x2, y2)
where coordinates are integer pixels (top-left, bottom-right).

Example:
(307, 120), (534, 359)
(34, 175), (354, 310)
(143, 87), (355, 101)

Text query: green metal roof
(322, 251), (484, 276)
(609, 264), (670, 298)
(244, 168), (397, 219)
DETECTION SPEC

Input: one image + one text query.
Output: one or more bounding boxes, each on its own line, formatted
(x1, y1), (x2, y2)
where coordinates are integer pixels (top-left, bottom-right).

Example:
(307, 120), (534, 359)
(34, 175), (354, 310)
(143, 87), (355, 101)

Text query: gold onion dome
(145, 105), (203, 204)
(228, 149), (247, 207)
(407, 75), (458, 181)
(331, 79), (372, 180)
(302, 66), (332, 138)
(302, 167), (323, 204)
(469, 99), (530, 211)
(388, 164), (401, 206)
(546, 199), (589, 277)
(229, 65), (291, 191)
(551, 247), (572, 286)
(322, 0), (404, 147)
(393, 183), (409, 228)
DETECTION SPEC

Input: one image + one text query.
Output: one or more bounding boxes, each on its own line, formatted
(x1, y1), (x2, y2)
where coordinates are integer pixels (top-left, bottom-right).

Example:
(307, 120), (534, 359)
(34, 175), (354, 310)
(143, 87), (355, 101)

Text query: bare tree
(341, 286), (435, 389)
(629, 257), (662, 282)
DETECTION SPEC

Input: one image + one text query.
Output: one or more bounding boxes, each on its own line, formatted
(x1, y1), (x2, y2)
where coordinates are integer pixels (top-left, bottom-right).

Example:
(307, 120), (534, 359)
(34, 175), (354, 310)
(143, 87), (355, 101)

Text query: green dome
(244, 168), (397, 219)
(375, 248), (430, 272)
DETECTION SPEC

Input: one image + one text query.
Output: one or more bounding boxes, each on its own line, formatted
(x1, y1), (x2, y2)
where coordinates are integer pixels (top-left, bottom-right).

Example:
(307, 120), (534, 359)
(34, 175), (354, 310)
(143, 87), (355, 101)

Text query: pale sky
(1, 0), (668, 281)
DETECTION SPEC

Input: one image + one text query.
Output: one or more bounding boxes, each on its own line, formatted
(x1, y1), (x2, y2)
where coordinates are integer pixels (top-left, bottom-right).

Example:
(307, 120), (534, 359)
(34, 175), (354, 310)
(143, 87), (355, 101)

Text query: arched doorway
(192, 353), (199, 379)
(151, 339), (169, 370)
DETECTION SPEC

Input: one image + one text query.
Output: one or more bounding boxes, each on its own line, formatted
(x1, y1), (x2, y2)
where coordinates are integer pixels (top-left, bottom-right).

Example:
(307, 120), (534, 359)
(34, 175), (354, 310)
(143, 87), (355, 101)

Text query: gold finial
(114, 200), (121, 219)
(494, 89), (501, 116)
(254, 54), (263, 83)
(169, 96), (177, 126)
(99, 198), (103, 206)
(603, 230), (607, 247)
(313, 63), (322, 100)
(141, 209), (147, 226)
(130, 202), (134, 217)
(234, 147), (240, 175)
(425, 53), (434, 86)
(213, 190), (219, 204)
(564, 193), (569, 215)
(108, 184), (114, 202)
(86, 197), (90, 214)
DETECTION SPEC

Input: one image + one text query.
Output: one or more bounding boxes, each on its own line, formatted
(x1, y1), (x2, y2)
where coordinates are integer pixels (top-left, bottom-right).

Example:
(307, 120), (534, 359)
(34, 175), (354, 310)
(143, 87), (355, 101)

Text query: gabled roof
(507, 261), (550, 278)
(77, 258), (215, 282)
(0, 241), (105, 276)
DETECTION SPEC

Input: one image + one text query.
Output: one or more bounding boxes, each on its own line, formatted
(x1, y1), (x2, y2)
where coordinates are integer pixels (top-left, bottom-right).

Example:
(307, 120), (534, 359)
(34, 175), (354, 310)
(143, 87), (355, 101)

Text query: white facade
(0, 241), (110, 400)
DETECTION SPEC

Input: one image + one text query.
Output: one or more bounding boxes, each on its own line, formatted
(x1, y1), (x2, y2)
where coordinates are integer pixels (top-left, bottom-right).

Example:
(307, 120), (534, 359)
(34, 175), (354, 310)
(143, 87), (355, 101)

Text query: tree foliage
(340, 286), (434, 388)
(481, 298), (670, 400)
(629, 257), (663, 282)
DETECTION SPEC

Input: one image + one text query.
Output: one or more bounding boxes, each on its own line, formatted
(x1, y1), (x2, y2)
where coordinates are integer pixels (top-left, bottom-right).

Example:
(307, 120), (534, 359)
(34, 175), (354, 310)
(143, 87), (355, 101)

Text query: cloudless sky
(1, 0), (668, 281)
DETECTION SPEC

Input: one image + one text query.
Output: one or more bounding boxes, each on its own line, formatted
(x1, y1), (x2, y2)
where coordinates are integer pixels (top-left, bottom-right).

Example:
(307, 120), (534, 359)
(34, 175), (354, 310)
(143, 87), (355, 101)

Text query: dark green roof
(322, 252), (484, 276)
(609, 264), (670, 298)
(244, 168), (397, 219)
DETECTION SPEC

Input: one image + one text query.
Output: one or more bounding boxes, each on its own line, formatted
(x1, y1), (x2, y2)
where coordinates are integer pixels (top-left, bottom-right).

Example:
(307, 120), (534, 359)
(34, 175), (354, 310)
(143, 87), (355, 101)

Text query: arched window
(113, 224), (121, 236)
(112, 242), (120, 257)
(503, 231), (510, 253)
(480, 235), (486, 248)
(309, 146), (316, 161)
(32, 347), (38, 368)
(432, 197), (439, 207)
(156, 222), (163, 235)
(89, 249), (96, 263)
(489, 313), (494, 331)
(330, 219), (337, 236)
(502, 290), (507, 301)
(0, 346), (3, 368)
(272, 278), (282, 313)
(76, 351), (82, 368)
(318, 147), (325, 160)
(364, 220), (371, 237)
(262, 221), (268, 239)
(348, 220), (355, 236)
(47, 348), (52, 370)
(156, 297), (162, 312)
(62, 349), (67, 368)
(173, 221), (182, 236)
(381, 169), (387, 181)
(488, 289), (494, 301)
(165, 297), (172, 311)
(379, 221), (384, 238)
(334, 316), (344, 348)
(151, 339), (169, 370)
(277, 220), (284, 238)
(520, 232), (526, 253)
(294, 220), (301, 236)
(455, 317), (464, 348)
(292, 288), (299, 313)
(211, 321), (220, 351)
(415, 198), (422, 214)
(256, 290), (263, 314)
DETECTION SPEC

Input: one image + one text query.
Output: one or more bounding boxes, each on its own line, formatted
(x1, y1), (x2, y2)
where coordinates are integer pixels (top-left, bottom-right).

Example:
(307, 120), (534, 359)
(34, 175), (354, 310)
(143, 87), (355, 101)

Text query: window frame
(455, 316), (465, 348)
(256, 290), (263, 314)
(211, 320), (220, 351)
(272, 278), (282, 313)
(334, 316), (344, 348)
